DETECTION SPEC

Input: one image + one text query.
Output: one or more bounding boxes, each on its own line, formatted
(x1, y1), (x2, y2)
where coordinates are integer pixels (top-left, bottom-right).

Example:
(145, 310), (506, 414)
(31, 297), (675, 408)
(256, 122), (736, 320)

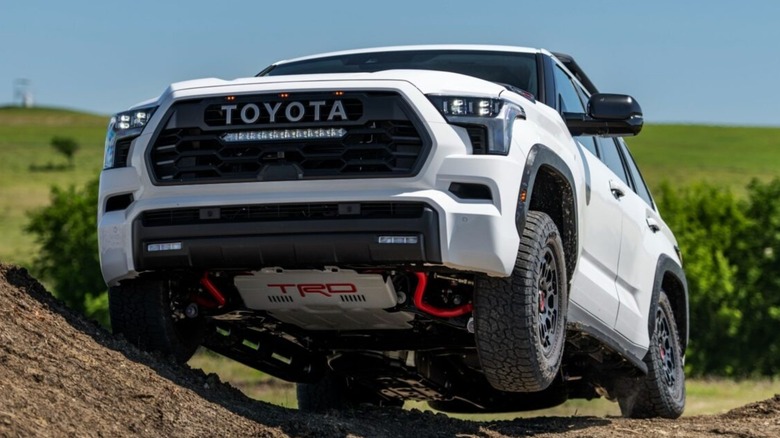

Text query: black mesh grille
(148, 92), (429, 184)
(141, 202), (427, 227)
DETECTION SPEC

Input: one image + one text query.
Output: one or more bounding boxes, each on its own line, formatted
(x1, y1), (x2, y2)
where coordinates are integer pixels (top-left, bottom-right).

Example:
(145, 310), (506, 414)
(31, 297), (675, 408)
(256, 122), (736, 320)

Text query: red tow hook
(198, 271), (227, 308)
(412, 272), (473, 318)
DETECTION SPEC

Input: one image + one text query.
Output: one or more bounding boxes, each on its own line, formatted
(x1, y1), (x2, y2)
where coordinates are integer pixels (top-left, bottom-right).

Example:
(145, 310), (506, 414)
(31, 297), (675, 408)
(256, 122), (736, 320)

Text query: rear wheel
(474, 211), (568, 392)
(618, 291), (685, 418)
(109, 277), (204, 363)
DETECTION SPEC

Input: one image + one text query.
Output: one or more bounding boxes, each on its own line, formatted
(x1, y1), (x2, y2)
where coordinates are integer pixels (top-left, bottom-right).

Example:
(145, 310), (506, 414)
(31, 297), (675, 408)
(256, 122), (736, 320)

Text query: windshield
(260, 50), (539, 97)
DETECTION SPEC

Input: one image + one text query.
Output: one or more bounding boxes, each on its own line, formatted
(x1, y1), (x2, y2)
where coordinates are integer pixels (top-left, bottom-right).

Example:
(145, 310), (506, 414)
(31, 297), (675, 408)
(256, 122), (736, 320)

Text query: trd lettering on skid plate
(267, 283), (358, 297)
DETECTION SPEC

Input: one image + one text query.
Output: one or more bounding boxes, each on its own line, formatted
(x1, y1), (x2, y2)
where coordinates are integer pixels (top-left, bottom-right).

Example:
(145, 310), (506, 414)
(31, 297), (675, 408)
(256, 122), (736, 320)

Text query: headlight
(103, 106), (157, 169)
(428, 96), (503, 117)
(427, 95), (524, 155)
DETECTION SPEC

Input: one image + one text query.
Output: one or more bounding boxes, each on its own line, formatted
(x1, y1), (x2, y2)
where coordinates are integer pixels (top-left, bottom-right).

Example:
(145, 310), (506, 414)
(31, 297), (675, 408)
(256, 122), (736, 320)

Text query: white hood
(161, 69), (506, 100)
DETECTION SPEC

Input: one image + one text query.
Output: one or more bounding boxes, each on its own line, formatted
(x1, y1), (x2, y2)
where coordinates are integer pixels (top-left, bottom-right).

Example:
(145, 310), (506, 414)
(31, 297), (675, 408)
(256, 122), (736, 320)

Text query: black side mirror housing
(565, 93), (643, 136)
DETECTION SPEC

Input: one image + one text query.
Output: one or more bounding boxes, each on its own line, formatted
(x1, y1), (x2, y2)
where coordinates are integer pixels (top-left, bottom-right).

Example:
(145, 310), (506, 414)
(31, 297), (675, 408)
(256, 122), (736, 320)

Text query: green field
(627, 124), (780, 194)
(1, 106), (779, 266)
(0, 107), (107, 266)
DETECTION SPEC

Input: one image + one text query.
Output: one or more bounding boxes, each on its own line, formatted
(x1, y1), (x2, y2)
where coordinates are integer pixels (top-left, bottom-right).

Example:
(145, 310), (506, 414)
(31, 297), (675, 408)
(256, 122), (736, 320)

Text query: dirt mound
(0, 263), (778, 438)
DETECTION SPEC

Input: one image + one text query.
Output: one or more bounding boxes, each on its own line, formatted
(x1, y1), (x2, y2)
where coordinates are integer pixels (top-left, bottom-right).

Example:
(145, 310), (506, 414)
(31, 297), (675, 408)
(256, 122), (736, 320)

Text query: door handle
(609, 180), (625, 199)
(646, 217), (661, 233)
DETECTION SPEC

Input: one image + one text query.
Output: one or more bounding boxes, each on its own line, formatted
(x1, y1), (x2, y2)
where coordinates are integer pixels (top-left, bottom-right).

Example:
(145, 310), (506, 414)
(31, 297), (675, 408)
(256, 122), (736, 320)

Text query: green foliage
(25, 178), (107, 326)
(731, 180), (780, 375)
(657, 179), (780, 376)
(50, 136), (80, 167)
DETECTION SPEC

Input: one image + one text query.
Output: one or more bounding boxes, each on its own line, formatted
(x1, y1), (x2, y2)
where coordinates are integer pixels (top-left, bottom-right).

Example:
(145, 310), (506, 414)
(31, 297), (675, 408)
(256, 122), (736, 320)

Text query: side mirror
(565, 93), (643, 136)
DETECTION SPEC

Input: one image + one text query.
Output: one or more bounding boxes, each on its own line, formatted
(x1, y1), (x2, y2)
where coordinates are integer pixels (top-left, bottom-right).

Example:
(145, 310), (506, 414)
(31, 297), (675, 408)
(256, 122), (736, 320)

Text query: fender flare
(517, 143), (580, 279)
(648, 254), (690, 351)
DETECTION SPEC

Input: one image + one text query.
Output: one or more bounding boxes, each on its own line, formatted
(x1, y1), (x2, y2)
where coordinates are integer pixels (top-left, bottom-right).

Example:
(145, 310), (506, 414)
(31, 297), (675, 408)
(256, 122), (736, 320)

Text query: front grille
(141, 202), (427, 227)
(148, 92), (429, 184)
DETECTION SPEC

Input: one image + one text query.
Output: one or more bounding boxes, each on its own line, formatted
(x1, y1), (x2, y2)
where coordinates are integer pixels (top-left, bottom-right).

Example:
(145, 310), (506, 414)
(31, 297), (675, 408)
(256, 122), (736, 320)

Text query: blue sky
(1, 1), (779, 126)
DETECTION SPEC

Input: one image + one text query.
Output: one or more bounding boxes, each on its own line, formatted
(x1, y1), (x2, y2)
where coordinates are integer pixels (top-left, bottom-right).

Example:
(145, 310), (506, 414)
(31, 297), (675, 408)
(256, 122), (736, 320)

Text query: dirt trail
(1, 263), (778, 437)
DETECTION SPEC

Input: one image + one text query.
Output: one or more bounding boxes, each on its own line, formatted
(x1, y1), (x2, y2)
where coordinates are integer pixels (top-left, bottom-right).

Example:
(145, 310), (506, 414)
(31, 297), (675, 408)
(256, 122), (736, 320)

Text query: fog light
(147, 242), (182, 252)
(378, 236), (418, 244)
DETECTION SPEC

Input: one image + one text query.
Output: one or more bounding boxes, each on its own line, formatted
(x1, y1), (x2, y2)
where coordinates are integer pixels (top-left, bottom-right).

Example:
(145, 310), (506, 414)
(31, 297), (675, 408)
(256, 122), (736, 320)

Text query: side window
(618, 138), (655, 208)
(575, 85), (592, 113)
(553, 66), (585, 113)
(597, 137), (629, 185)
(578, 137), (598, 157)
(553, 65), (599, 156)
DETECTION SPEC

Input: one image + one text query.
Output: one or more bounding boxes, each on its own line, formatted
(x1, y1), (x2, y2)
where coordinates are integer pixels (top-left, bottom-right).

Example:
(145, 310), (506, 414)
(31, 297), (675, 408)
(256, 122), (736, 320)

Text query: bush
(657, 179), (780, 376)
(25, 178), (107, 326)
(50, 136), (80, 168)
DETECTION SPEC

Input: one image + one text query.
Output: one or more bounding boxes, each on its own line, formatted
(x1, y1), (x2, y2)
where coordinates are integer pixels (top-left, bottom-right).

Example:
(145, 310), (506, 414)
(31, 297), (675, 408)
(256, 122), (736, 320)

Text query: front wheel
(618, 291), (686, 418)
(109, 277), (205, 363)
(474, 211), (568, 392)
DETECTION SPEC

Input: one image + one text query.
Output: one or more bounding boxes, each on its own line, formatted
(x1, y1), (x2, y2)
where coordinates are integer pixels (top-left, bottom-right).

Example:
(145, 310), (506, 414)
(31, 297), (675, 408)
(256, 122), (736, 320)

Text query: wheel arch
(649, 255), (689, 351)
(518, 144), (578, 281)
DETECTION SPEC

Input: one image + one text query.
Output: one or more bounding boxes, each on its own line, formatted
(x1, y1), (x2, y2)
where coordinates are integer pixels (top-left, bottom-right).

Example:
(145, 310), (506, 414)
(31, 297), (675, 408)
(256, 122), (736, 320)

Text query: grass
(627, 124), (780, 194)
(0, 107), (107, 265)
(190, 350), (780, 417)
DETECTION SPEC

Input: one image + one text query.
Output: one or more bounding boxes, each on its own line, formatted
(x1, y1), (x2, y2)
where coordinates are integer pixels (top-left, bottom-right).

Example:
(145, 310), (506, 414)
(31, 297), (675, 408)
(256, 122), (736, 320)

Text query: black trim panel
(568, 320), (648, 375)
(517, 143), (579, 278)
(133, 204), (441, 270)
(541, 54), (557, 109)
(649, 254), (689, 350)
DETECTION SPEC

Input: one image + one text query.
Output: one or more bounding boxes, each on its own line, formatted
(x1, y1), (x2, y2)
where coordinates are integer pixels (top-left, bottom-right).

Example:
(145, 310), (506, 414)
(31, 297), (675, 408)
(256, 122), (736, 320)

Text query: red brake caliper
(539, 290), (545, 312)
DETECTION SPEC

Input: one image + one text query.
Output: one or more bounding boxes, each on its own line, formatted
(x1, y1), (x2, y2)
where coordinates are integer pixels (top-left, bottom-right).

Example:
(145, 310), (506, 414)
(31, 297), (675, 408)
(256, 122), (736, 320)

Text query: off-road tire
(109, 277), (204, 363)
(297, 373), (401, 412)
(474, 210), (568, 392)
(618, 291), (686, 418)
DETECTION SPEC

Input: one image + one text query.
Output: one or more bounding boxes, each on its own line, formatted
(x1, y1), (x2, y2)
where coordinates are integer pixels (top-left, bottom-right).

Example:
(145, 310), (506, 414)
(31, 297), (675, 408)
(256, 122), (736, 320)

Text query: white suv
(99, 45), (688, 418)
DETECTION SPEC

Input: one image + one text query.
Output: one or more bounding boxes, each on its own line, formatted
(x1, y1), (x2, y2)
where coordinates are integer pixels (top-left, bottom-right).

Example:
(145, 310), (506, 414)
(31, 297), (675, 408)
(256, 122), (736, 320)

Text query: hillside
(0, 107), (106, 265)
(627, 124), (780, 192)
(2, 263), (778, 437)
(1, 107), (779, 266)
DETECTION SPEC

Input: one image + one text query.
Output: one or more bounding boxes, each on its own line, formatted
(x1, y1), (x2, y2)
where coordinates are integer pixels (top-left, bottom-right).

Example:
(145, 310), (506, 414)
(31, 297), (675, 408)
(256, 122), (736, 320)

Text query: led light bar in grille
(221, 128), (347, 142)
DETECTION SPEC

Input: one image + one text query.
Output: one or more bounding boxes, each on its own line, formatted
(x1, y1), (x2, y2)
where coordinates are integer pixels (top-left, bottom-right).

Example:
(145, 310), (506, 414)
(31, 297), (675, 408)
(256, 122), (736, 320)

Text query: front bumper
(99, 149), (524, 286)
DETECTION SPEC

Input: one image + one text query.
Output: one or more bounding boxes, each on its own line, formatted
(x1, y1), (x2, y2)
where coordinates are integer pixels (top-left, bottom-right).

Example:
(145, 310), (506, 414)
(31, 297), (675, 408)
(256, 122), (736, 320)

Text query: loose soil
(1, 263), (778, 437)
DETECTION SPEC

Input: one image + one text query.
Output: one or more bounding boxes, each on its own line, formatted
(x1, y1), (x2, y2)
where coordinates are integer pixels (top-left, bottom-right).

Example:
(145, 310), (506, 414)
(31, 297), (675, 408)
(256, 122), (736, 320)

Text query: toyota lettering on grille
(220, 100), (348, 125)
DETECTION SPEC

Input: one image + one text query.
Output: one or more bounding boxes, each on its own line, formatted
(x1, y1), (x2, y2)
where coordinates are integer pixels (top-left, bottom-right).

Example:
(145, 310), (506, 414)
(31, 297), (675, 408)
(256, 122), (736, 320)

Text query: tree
(50, 136), (80, 168)
(25, 178), (107, 326)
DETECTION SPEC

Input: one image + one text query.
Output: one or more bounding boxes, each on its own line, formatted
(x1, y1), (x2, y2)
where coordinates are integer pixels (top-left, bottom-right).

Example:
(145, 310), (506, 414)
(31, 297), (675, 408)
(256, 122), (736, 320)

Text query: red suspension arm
(412, 272), (473, 318)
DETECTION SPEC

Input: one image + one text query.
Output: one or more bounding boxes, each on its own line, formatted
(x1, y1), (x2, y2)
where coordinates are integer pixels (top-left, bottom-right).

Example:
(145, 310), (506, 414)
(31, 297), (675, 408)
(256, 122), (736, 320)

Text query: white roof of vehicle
(274, 45), (545, 65)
